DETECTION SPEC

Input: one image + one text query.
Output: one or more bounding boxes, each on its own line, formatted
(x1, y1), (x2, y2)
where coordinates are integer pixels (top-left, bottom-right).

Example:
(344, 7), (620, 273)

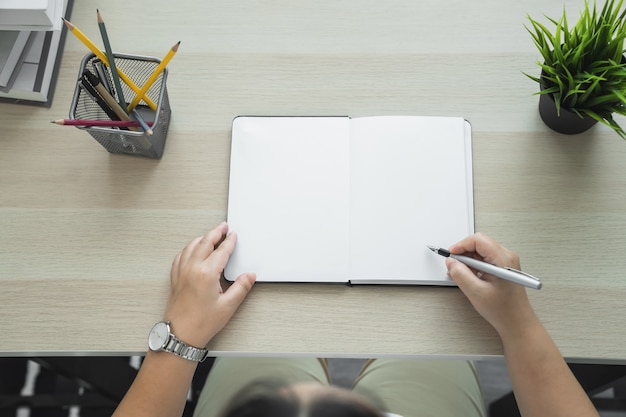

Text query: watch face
(148, 322), (169, 351)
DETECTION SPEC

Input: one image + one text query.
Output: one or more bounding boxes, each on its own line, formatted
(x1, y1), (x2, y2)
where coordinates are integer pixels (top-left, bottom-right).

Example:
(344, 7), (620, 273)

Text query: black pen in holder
(69, 53), (171, 159)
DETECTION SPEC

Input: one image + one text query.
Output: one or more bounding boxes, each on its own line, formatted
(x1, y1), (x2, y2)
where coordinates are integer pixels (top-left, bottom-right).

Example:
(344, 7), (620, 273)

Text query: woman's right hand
(445, 233), (538, 338)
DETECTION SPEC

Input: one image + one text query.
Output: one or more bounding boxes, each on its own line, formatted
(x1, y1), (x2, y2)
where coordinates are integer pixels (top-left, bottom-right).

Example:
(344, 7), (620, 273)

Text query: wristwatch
(148, 321), (209, 362)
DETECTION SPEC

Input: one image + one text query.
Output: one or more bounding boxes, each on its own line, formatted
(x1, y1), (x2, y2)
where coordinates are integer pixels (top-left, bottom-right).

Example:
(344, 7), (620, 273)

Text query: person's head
(220, 378), (385, 417)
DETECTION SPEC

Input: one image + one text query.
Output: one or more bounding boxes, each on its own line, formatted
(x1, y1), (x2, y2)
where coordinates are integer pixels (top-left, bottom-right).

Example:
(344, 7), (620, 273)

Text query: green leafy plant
(525, 0), (626, 138)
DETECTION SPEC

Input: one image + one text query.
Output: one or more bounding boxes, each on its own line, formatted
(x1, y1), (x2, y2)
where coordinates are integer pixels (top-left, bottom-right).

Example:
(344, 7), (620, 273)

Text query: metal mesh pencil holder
(70, 53), (171, 159)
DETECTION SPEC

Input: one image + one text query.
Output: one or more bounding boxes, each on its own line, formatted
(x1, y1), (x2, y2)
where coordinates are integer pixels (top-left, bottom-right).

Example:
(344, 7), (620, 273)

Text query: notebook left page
(225, 116), (351, 283)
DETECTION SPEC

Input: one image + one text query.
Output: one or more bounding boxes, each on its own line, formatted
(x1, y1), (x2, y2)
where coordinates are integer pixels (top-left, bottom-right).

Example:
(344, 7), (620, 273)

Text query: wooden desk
(1, 0), (625, 361)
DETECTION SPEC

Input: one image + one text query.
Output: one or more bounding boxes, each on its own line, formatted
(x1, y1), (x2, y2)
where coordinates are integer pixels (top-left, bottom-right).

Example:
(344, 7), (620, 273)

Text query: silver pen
(427, 245), (542, 290)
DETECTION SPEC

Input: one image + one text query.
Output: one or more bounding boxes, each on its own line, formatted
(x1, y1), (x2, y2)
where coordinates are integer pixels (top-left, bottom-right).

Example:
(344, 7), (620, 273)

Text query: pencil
(84, 70), (156, 139)
(83, 70), (153, 148)
(130, 109), (154, 136)
(51, 119), (153, 127)
(127, 41), (180, 112)
(62, 18), (157, 111)
(83, 70), (132, 124)
(80, 75), (121, 123)
(96, 9), (127, 113)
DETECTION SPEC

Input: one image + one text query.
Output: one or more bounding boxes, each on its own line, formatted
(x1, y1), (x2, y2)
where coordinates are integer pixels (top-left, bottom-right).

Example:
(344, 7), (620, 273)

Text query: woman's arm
(111, 351), (197, 417)
(112, 222), (256, 417)
(446, 233), (599, 417)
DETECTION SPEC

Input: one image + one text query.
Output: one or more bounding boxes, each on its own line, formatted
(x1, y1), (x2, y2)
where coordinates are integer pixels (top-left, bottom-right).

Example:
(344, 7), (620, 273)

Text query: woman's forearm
(500, 315), (599, 417)
(111, 351), (198, 417)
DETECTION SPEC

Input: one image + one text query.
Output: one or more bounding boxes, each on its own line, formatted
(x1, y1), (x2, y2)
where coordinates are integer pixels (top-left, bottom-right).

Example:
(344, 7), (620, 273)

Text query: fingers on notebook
(448, 233), (520, 270)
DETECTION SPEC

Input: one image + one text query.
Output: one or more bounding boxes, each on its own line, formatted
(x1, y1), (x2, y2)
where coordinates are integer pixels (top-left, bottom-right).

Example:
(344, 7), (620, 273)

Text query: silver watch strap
(165, 334), (208, 362)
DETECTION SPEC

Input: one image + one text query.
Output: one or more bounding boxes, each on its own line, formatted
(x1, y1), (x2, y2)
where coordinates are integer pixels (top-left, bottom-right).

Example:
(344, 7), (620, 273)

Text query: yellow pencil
(62, 18), (157, 111)
(127, 41), (180, 112)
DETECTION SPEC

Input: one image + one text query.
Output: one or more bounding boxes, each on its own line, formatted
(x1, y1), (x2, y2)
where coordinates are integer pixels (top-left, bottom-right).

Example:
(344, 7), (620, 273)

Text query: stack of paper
(0, 0), (64, 31)
(0, 0), (72, 105)
(0, 31), (32, 90)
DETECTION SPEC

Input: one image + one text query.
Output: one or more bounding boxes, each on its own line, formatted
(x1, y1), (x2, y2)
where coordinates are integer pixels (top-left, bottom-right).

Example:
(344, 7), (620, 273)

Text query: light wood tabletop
(1, 0), (625, 361)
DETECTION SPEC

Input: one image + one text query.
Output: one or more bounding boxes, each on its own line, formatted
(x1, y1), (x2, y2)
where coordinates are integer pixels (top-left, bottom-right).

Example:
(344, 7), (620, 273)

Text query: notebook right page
(349, 116), (474, 285)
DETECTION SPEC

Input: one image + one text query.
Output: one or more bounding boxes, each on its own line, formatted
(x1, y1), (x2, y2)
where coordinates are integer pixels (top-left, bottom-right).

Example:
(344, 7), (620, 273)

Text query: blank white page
(349, 116), (473, 284)
(226, 116), (351, 282)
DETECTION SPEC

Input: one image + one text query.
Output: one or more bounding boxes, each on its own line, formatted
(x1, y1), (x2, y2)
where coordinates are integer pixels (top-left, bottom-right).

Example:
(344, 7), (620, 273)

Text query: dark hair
(219, 378), (384, 417)
(219, 378), (299, 417)
(308, 395), (385, 417)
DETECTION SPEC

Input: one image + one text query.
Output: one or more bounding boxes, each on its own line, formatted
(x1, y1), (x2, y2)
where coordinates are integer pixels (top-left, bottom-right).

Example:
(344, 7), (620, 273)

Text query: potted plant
(525, 0), (626, 137)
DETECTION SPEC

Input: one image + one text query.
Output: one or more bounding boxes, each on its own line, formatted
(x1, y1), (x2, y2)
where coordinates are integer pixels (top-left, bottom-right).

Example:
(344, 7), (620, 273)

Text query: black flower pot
(538, 90), (597, 135)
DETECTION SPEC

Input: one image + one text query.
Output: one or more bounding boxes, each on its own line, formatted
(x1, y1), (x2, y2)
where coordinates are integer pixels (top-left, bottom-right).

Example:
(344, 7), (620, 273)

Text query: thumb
(222, 272), (256, 311)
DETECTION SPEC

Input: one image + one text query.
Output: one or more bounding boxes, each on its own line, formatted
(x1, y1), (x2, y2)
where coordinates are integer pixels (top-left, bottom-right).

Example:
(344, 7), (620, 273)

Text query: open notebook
(225, 116), (474, 285)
